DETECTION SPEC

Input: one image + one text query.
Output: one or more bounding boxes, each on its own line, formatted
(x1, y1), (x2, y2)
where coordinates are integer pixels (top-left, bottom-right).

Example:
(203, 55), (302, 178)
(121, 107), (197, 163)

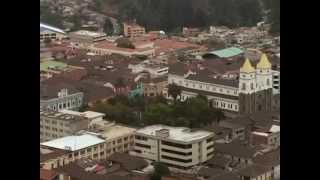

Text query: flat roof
(208, 47), (243, 58)
(41, 110), (88, 122)
(59, 110), (105, 119)
(41, 134), (105, 151)
(136, 125), (213, 143)
(72, 30), (106, 37)
(88, 124), (136, 140)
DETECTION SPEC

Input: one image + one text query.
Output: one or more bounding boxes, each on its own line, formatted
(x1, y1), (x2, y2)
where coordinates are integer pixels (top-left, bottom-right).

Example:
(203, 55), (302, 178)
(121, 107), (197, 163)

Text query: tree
(153, 162), (170, 177)
(115, 38), (135, 49)
(104, 18), (114, 35)
(168, 83), (181, 102)
(213, 108), (225, 124)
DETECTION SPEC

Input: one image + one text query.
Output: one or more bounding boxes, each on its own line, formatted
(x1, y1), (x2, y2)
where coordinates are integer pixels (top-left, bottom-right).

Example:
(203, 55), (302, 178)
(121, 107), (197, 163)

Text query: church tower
(255, 53), (273, 112)
(239, 58), (256, 114)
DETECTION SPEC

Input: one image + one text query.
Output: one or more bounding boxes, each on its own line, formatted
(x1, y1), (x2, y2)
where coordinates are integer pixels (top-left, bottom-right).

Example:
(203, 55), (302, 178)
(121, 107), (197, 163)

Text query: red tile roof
(40, 169), (59, 180)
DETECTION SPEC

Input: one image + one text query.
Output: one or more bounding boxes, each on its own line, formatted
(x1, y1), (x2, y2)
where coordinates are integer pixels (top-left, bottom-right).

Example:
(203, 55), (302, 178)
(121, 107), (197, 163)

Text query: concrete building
(40, 88), (84, 111)
(131, 125), (214, 170)
(41, 133), (107, 169)
(141, 76), (168, 97)
(123, 23), (146, 38)
(129, 62), (169, 78)
(272, 70), (280, 94)
(168, 54), (273, 114)
(58, 109), (105, 128)
(88, 41), (155, 57)
(40, 110), (90, 142)
(85, 121), (136, 158)
(69, 30), (107, 48)
(40, 23), (67, 42)
(251, 124), (280, 149)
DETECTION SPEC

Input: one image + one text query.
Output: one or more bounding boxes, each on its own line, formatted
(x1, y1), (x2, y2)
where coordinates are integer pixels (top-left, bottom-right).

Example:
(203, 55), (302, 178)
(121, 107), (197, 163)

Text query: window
(251, 83), (254, 90)
(94, 147), (97, 151)
(161, 155), (192, 163)
(124, 137), (128, 141)
(113, 141), (115, 145)
(80, 150), (85, 155)
(161, 141), (192, 149)
(100, 144), (104, 149)
(135, 143), (151, 149)
(267, 79), (270, 86)
(117, 139), (122, 144)
(87, 148), (92, 153)
(100, 151), (105, 156)
(242, 83), (246, 90)
(68, 154), (73, 158)
(161, 148), (192, 156)
(135, 135), (148, 141)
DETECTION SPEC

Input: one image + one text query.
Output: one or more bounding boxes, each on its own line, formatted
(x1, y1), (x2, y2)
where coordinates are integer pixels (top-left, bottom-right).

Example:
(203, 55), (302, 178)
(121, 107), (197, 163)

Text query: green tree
(168, 83), (181, 102)
(115, 38), (135, 49)
(104, 18), (114, 35)
(153, 162), (170, 176)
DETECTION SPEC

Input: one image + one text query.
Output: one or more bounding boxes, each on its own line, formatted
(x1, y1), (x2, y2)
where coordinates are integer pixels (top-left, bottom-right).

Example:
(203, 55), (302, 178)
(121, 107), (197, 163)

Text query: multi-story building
(40, 88), (84, 111)
(85, 121), (136, 158)
(168, 54), (274, 114)
(59, 109), (105, 127)
(131, 125), (214, 170)
(40, 23), (66, 42)
(141, 76), (168, 97)
(123, 23), (146, 38)
(69, 30), (107, 48)
(41, 133), (106, 169)
(40, 110), (90, 142)
(272, 70), (280, 94)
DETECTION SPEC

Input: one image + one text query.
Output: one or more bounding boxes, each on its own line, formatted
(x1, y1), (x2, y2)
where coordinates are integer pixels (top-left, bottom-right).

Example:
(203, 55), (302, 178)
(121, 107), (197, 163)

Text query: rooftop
(89, 124), (136, 140)
(207, 47), (243, 58)
(107, 153), (149, 171)
(59, 109), (105, 119)
(237, 164), (271, 177)
(40, 110), (88, 123)
(72, 30), (106, 37)
(215, 141), (256, 159)
(136, 124), (213, 143)
(41, 134), (105, 151)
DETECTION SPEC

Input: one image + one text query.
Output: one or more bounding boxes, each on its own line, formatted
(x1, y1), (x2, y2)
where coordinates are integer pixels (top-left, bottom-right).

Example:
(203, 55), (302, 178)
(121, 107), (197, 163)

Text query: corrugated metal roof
(209, 47), (243, 58)
(41, 134), (105, 151)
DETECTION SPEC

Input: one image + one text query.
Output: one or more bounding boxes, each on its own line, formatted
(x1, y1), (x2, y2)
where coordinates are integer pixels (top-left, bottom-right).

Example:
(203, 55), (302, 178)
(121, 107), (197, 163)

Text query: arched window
(242, 83), (246, 90)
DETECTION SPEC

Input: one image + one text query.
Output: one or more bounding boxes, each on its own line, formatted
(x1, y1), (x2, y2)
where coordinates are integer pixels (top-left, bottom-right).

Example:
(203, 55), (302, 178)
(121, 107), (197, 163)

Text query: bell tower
(239, 58), (256, 114)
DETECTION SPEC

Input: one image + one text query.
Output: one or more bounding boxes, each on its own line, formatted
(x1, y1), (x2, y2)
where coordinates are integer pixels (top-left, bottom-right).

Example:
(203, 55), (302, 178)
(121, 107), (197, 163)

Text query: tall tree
(168, 83), (181, 102)
(104, 18), (114, 35)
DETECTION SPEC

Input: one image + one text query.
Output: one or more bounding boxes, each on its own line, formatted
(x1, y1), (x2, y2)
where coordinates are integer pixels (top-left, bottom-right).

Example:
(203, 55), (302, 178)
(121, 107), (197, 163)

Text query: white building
(41, 134), (107, 165)
(69, 30), (107, 48)
(130, 125), (214, 170)
(168, 54), (274, 114)
(272, 70), (280, 94)
(40, 23), (67, 42)
(59, 109), (105, 127)
(129, 62), (169, 78)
